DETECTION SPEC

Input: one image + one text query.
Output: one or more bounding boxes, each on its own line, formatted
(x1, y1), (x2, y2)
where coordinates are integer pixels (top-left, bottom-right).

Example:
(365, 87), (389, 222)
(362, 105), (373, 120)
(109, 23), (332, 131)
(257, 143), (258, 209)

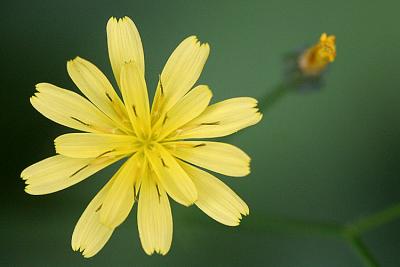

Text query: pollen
(298, 33), (336, 76)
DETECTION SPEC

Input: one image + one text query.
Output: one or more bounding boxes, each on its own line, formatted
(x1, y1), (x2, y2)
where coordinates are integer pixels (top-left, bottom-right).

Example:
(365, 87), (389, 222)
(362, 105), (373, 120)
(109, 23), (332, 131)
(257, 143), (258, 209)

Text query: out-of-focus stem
(346, 236), (379, 267)
(258, 77), (301, 112)
(346, 202), (400, 235)
(245, 214), (345, 238)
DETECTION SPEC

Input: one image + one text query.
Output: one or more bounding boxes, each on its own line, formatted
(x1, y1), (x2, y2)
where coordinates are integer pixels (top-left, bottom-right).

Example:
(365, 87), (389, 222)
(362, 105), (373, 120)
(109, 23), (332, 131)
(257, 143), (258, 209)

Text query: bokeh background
(2, 0), (400, 266)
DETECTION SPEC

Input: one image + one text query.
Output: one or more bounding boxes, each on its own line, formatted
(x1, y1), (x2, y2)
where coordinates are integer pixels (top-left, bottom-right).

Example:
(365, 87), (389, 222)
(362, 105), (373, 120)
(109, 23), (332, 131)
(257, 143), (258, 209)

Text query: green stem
(346, 202), (400, 235)
(258, 82), (293, 112)
(346, 236), (380, 267)
(246, 214), (380, 267)
(246, 214), (345, 238)
(224, 81), (295, 141)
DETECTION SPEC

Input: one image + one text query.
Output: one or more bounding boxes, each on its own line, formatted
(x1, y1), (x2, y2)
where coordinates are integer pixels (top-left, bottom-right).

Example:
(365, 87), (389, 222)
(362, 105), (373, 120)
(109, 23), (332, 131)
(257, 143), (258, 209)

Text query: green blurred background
(2, 0), (400, 266)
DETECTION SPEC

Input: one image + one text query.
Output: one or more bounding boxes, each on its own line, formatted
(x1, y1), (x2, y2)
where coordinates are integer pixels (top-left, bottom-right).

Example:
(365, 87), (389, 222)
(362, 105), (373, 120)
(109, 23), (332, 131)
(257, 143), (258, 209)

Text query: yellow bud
(298, 33), (336, 76)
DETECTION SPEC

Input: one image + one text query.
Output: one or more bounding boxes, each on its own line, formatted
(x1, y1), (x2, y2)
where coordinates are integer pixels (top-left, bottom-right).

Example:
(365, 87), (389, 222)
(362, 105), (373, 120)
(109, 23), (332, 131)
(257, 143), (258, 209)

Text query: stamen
(70, 164), (89, 177)
(96, 149), (116, 158)
(200, 121), (220, 126)
(159, 74), (164, 95)
(161, 158), (168, 168)
(155, 184), (161, 202)
(95, 204), (103, 212)
(105, 92), (113, 102)
(132, 105), (138, 117)
(70, 117), (90, 127)
(162, 114), (168, 125)
(133, 185), (138, 201)
(193, 143), (206, 148)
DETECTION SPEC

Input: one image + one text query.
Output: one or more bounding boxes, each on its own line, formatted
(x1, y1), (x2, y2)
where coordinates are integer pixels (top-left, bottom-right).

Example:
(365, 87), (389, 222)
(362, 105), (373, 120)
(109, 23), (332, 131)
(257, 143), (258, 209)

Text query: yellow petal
(120, 61), (151, 137)
(180, 161), (249, 226)
(170, 97), (262, 139)
(145, 143), (197, 206)
(100, 154), (141, 228)
(67, 57), (132, 133)
(31, 83), (120, 134)
(154, 85), (212, 141)
(21, 155), (121, 195)
(55, 133), (139, 158)
(71, 178), (115, 258)
(151, 36), (209, 122)
(107, 16), (144, 87)
(138, 171), (172, 255)
(166, 141), (250, 177)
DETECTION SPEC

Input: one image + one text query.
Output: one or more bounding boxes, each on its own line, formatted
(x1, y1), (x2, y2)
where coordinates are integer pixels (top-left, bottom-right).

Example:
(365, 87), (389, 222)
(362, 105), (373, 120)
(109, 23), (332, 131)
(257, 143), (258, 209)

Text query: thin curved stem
(245, 214), (380, 267)
(258, 82), (292, 112)
(346, 202), (400, 235)
(345, 236), (380, 267)
(224, 81), (294, 142)
(245, 214), (345, 238)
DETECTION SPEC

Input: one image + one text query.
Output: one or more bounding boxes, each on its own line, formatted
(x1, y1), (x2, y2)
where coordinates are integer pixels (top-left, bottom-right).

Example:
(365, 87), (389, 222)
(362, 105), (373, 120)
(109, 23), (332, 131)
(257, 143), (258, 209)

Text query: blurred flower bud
(298, 33), (336, 76)
(282, 33), (336, 91)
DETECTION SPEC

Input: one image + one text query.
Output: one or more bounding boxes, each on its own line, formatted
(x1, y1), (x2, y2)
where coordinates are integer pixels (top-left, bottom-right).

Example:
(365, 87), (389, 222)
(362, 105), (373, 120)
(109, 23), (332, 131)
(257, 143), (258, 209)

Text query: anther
(71, 117), (90, 127)
(70, 164), (89, 177)
(155, 184), (161, 202)
(105, 92), (113, 102)
(96, 149), (116, 158)
(132, 105), (138, 117)
(161, 158), (168, 168)
(159, 74), (164, 95)
(95, 204), (103, 212)
(193, 143), (206, 148)
(200, 121), (220, 126)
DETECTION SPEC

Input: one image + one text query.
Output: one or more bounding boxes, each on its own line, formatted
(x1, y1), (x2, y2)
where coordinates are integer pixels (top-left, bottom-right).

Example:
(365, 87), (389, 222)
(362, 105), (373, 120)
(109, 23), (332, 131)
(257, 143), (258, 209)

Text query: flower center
(137, 132), (157, 151)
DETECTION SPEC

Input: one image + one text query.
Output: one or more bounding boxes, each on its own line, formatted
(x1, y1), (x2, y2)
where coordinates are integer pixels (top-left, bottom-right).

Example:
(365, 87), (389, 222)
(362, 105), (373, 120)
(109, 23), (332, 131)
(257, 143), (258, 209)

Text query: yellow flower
(298, 33), (336, 76)
(21, 16), (262, 257)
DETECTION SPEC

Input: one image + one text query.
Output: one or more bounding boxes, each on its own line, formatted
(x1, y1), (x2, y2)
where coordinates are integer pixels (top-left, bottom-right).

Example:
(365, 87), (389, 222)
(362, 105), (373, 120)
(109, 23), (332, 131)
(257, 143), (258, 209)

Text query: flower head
(21, 16), (262, 257)
(298, 33), (336, 76)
